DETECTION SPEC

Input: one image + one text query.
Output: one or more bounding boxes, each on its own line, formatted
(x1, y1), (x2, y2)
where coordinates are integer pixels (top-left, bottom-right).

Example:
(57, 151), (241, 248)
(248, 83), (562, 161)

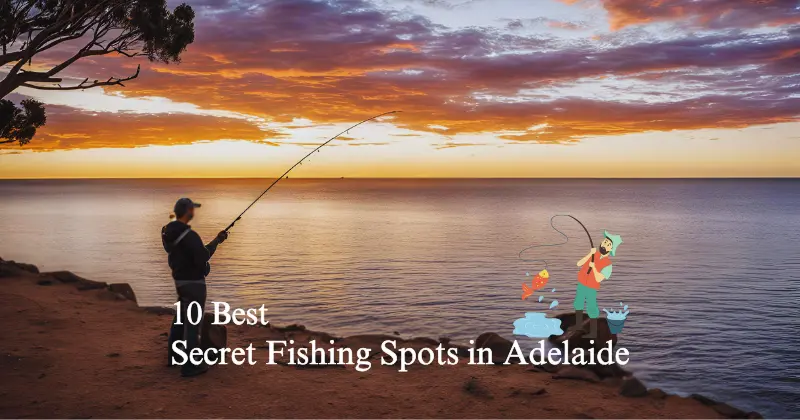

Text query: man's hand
(590, 247), (596, 255)
(216, 231), (229, 244)
(578, 249), (594, 267)
(589, 261), (596, 270)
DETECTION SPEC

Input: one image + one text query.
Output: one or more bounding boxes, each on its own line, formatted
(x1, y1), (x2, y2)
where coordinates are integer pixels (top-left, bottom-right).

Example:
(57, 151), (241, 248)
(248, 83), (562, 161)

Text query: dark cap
(174, 197), (201, 217)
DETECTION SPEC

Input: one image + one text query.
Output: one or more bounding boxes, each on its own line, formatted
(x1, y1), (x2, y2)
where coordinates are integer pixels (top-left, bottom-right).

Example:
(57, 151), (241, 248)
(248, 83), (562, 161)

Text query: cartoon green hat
(604, 230), (623, 256)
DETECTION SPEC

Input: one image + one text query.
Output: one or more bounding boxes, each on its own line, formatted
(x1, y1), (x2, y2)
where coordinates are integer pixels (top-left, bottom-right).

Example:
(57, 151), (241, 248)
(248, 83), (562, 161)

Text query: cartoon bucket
(606, 318), (625, 334)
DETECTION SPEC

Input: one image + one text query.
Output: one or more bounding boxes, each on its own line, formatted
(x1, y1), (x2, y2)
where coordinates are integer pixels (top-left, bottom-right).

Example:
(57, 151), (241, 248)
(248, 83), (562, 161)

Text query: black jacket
(161, 221), (219, 281)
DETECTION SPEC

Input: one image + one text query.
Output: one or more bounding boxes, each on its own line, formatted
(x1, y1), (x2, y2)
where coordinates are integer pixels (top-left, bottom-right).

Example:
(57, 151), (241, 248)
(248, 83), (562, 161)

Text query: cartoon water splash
(512, 312), (564, 338)
(603, 302), (629, 320)
(603, 302), (630, 334)
(538, 295), (544, 302)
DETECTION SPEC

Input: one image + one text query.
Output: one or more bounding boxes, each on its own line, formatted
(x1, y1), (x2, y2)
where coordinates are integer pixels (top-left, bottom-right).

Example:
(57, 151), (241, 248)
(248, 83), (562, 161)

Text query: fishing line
(518, 214), (594, 272)
(224, 110), (400, 232)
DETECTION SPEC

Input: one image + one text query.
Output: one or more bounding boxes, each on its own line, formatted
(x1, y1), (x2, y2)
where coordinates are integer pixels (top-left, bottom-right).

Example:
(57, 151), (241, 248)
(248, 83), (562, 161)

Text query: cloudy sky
(1, 0), (799, 178)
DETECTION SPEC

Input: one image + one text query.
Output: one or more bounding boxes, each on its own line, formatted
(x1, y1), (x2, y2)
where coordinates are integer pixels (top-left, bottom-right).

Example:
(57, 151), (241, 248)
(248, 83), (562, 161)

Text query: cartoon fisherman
(569, 231), (622, 339)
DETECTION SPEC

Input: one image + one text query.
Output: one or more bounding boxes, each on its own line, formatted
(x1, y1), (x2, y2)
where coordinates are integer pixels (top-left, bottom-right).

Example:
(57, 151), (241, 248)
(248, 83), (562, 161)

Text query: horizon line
(1, 176), (798, 181)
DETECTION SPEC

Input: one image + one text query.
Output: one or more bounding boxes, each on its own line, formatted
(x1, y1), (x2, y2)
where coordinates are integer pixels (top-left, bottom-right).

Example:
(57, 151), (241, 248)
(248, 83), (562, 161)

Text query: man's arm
(206, 239), (219, 258)
(588, 263), (612, 283)
(205, 231), (229, 258)
(577, 248), (596, 267)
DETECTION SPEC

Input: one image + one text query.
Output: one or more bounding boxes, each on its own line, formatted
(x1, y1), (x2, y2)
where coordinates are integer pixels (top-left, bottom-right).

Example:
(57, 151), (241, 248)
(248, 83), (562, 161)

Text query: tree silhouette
(0, 0), (195, 145)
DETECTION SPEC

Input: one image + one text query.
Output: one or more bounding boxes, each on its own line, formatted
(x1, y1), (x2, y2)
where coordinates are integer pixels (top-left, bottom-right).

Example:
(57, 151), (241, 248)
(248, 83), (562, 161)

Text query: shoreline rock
(0, 257), (762, 418)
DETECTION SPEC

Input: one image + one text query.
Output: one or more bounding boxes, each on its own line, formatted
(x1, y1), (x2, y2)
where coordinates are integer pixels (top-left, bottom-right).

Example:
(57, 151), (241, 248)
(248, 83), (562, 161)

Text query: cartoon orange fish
(521, 269), (549, 300)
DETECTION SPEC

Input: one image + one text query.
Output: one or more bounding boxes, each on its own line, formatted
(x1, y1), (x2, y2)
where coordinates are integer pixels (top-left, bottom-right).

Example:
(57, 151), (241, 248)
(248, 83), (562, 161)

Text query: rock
(553, 311), (580, 331)
(463, 376), (492, 399)
(711, 403), (750, 418)
(340, 334), (398, 350)
(44, 271), (107, 290)
(43, 271), (82, 283)
(107, 283), (137, 303)
(449, 344), (471, 358)
(552, 366), (600, 383)
(0, 259), (40, 277)
(619, 376), (647, 397)
(311, 331), (340, 343)
(17, 262), (39, 274)
(474, 332), (513, 364)
(36, 279), (53, 286)
(649, 388), (668, 399)
(276, 324), (306, 332)
(587, 362), (629, 379)
(436, 336), (469, 358)
(550, 312), (618, 352)
(550, 323), (617, 352)
(201, 317), (227, 350)
(690, 394), (716, 406)
(690, 394), (759, 418)
(408, 336), (439, 347)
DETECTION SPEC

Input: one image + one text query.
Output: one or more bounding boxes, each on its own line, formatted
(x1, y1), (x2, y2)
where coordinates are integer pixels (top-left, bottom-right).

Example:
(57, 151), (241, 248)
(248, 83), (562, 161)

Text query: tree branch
(20, 64), (140, 91)
(1, 1), (195, 146)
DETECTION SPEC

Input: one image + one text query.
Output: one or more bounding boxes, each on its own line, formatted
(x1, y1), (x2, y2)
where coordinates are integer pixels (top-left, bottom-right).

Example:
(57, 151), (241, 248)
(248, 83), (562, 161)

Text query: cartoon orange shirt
(578, 251), (612, 290)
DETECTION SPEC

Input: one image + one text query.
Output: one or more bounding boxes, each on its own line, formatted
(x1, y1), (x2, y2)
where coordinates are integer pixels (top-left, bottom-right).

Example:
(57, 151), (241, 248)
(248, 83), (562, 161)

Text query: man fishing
(161, 197), (229, 377)
(570, 231), (622, 339)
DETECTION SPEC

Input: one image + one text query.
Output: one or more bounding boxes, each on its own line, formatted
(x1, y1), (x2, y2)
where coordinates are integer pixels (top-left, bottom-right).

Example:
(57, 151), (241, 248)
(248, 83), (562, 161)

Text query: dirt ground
(0, 272), (723, 418)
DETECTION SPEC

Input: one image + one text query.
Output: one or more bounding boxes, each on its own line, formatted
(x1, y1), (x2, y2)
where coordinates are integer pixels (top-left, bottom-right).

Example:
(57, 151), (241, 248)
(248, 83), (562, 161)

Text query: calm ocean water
(0, 179), (797, 417)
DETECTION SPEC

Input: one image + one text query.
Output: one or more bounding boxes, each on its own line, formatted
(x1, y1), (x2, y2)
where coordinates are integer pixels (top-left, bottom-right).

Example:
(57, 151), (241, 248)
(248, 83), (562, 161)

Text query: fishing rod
(518, 214), (595, 274)
(569, 215), (596, 274)
(224, 110), (401, 232)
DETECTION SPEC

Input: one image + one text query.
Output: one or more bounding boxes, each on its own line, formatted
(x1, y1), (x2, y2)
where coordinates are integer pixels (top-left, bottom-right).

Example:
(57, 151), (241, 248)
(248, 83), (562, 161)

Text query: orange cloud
(566, 0), (800, 30)
(4, 105), (270, 151)
(16, 0), (800, 150)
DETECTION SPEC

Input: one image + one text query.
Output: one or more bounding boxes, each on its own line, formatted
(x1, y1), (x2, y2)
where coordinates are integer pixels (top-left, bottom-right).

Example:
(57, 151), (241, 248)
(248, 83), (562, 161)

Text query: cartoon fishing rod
(224, 111), (400, 233)
(519, 214), (623, 339)
(519, 214), (594, 300)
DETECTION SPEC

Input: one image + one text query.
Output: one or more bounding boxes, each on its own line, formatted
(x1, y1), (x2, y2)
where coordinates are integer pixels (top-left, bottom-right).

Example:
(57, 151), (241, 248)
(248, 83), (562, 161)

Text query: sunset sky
(1, 0), (798, 178)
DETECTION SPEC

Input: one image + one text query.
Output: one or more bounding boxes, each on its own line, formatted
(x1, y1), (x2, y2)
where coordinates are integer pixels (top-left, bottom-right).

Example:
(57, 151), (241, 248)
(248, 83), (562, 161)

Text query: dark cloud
(503, 17), (589, 31)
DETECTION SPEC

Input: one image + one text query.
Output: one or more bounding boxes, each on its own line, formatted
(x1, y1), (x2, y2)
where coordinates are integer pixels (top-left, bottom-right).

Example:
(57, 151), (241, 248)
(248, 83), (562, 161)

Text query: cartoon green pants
(573, 283), (600, 318)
